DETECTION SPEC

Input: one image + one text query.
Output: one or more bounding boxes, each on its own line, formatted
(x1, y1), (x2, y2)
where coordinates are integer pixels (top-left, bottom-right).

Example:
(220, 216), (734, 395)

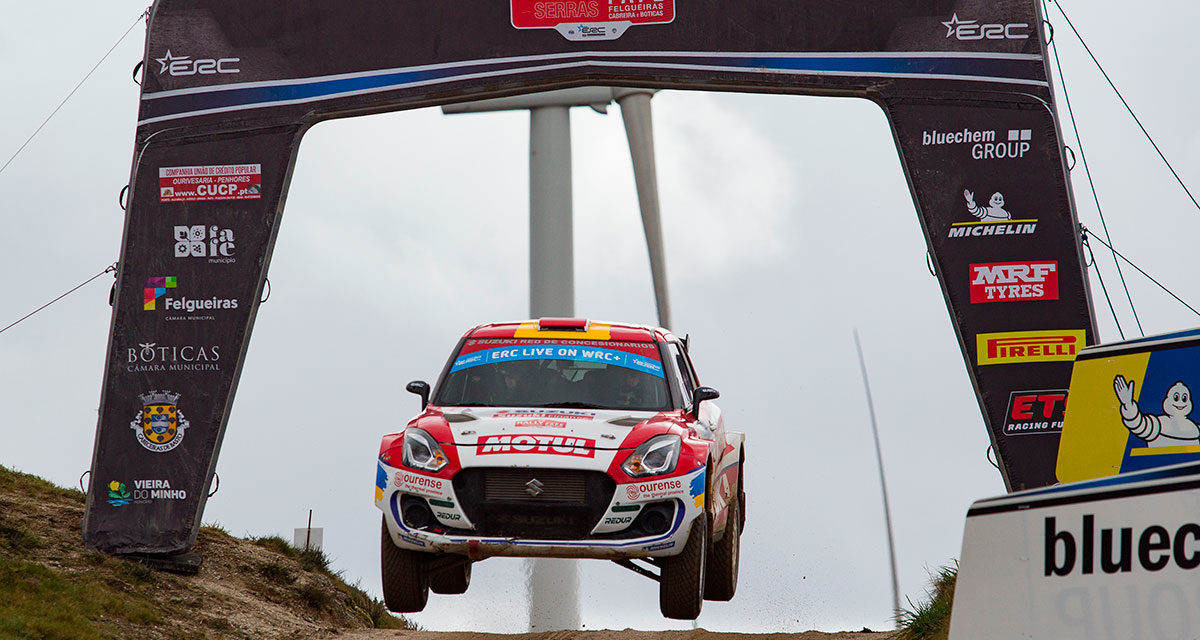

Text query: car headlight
(621, 434), (681, 478)
(402, 428), (448, 472)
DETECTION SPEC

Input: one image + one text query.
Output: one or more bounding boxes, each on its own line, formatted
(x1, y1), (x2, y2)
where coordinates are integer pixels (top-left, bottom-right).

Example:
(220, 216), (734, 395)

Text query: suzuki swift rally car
(375, 319), (745, 619)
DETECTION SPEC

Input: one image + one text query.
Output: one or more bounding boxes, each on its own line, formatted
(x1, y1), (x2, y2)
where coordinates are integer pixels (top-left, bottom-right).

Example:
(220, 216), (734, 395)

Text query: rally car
(375, 318), (746, 619)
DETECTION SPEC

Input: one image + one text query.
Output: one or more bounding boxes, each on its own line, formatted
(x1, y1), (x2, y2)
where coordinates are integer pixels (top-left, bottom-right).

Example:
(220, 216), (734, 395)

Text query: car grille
(453, 468), (614, 539)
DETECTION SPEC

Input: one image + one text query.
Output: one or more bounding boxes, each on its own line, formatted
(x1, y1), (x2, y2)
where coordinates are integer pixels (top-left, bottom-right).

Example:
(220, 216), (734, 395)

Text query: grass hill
(0, 464), (411, 639)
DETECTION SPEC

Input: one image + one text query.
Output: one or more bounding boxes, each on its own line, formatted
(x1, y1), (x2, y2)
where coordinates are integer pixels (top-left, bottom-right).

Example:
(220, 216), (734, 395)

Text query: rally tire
(659, 515), (707, 619)
(430, 559), (471, 595)
(704, 493), (740, 601)
(738, 488), (747, 533)
(380, 517), (429, 612)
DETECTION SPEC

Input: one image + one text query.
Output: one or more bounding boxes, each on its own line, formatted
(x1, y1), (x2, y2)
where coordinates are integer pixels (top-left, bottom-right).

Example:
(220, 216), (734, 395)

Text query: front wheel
(430, 558), (471, 595)
(704, 493), (740, 601)
(659, 515), (707, 619)
(380, 516), (430, 612)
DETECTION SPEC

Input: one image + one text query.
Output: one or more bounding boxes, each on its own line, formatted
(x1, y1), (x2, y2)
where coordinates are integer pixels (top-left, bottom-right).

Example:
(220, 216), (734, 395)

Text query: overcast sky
(3, 0), (1200, 633)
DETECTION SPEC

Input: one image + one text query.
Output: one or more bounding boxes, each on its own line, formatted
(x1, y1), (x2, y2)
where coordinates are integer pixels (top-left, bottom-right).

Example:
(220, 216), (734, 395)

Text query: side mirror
(691, 386), (719, 416)
(406, 380), (430, 409)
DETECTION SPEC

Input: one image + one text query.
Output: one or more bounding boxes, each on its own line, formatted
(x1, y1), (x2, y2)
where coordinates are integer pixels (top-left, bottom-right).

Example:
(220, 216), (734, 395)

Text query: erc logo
(942, 14), (1030, 41)
(155, 50), (240, 76)
(977, 330), (1085, 365)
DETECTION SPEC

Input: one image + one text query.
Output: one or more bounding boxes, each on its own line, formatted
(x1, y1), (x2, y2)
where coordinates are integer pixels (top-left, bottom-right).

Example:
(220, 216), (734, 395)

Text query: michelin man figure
(964, 189), (1011, 221)
(1113, 376), (1200, 446)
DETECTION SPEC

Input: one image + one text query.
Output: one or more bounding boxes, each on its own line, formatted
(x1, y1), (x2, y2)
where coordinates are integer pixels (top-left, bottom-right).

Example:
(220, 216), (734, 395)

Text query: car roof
(465, 318), (674, 343)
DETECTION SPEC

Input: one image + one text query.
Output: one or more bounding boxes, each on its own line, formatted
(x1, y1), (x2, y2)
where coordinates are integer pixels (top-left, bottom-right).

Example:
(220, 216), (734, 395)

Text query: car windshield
(434, 337), (671, 411)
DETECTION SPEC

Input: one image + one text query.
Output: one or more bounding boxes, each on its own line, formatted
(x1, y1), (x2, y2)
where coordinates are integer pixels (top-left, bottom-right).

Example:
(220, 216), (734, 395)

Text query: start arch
(85, 0), (1096, 554)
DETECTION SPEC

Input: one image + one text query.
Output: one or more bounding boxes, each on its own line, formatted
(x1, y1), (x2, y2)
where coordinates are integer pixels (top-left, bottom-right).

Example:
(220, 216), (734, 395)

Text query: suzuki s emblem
(525, 478), (544, 497)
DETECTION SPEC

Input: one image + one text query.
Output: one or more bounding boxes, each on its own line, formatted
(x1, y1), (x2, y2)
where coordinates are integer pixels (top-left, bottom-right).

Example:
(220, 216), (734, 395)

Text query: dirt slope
(0, 466), (891, 639)
(0, 465), (407, 639)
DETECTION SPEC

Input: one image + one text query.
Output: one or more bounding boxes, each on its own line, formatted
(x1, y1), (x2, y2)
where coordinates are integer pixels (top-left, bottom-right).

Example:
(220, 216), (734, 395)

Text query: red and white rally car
(375, 318), (745, 619)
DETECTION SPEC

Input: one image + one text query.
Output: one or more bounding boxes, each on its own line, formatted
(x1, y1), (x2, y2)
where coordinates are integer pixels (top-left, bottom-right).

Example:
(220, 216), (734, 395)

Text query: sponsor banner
(159, 164), (261, 202)
(511, 0), (673, 41)
(105, 479), (188, 507)
(142, 276), (239, 321)
(1004, 390), (1067, 436)
(125, 342), (221, 373)
(949, 469), (1200, 640)
(452, 342), (664, 378)
(977, 330), (1084, 365)
(891, 100), (1094, 489)
(1058, 335), (1200, 483)
(129, 390), (190, 453)
(174, 225), (235, 263)
(969, 261), (1058, 303)
(476, 434), (596, 457)
(87, 130), (294, 555)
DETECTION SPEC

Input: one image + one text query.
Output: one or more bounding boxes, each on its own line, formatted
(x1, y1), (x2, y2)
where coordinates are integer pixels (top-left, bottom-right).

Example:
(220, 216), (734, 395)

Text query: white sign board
(949, 462), (1200, 639)
(293, 527), (324, 551)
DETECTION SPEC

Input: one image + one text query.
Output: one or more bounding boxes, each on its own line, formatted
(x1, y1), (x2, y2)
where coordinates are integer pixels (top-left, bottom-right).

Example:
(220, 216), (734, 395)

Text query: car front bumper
(375, 461), (706, 559)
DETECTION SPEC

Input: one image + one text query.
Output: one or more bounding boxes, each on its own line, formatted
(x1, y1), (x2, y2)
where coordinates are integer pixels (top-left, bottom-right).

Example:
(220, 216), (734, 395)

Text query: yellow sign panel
(1057, 340), (1200, 484)
(1056, 352), (1151, 483)
(976, 330), (1085, 365)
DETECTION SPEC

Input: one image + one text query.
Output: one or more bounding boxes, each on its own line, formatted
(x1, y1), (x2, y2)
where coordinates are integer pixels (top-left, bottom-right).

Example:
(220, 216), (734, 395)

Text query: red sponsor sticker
(1004, 389), (1068, 436)
(621, 479), (684, 502)
(969, 261), (1058, 304)
(514, 419), (568, 428)
(634, 478), (684, 499)
(393, 471), (444, 493)
(476, 434), (596, 457)
(511, 0), (673, 29)
(159, 164), (262, 202)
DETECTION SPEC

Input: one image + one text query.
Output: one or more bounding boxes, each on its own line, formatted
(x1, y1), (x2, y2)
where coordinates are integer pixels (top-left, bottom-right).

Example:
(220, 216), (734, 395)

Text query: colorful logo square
(143, 276), (177, 310)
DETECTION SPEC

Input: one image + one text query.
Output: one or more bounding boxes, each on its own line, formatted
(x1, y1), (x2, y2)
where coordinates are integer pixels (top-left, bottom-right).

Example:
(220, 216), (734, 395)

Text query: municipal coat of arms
(130, 390), (189, 452)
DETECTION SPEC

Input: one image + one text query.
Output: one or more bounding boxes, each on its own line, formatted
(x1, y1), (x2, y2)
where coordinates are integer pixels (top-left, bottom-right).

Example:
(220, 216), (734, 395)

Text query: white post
(526, 104), (582, 632)
(528, 105), (575, 318)
(616, 89), (671, 329)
